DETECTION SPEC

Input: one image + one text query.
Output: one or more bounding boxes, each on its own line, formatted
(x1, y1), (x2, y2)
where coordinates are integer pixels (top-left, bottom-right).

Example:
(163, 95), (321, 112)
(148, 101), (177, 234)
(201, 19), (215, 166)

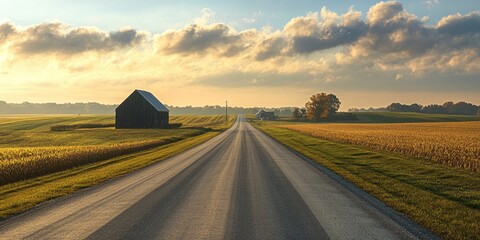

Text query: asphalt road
(0, 115), (435, 239)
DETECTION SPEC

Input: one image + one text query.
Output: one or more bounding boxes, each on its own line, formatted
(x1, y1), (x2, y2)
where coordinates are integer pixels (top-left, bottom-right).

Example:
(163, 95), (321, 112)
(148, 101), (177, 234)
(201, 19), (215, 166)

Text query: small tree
(293, 108), (301, 120)
(305, 93), (341, 121)
(292, 107), (306, 120)
(300, 108), (307, 118)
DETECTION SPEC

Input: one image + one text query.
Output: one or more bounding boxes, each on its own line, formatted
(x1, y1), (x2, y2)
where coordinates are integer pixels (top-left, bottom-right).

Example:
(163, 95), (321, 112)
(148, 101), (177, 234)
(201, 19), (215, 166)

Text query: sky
(0, 0), (479, 110)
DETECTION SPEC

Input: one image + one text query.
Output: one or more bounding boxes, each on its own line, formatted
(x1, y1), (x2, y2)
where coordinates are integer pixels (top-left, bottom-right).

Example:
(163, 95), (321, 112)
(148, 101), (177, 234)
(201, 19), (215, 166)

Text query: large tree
(305, 93), (341, 121)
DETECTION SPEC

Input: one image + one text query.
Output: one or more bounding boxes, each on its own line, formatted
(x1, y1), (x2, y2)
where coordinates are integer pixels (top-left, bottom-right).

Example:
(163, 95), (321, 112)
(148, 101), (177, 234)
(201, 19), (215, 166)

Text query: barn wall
(157, 112), (169, 129)
(115, 92), (169, 129)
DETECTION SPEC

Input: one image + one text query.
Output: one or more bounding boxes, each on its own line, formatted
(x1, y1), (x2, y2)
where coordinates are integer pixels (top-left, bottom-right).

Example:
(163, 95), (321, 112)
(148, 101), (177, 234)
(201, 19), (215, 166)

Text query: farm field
(280, 121), (480, 172)
(0, 114), (235, 218)
(0, 114), (234, 184)
(0, 114), (229, 146)
(353, 112), (480, 123)
(252, 115), (480, 239)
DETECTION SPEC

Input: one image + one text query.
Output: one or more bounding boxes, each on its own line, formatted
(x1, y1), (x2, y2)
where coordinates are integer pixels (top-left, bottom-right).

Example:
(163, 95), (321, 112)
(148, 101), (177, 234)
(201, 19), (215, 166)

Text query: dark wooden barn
(115, 90), (169, 129)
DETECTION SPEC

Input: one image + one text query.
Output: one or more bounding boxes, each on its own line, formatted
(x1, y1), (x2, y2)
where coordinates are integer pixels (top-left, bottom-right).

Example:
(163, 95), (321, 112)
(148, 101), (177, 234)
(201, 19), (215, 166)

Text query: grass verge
(253, 122), (480, 240)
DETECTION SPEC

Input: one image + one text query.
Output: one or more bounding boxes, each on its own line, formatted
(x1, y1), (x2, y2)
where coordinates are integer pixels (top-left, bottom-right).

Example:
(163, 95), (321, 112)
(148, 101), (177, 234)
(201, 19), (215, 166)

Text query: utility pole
(225, 101), (228, 123)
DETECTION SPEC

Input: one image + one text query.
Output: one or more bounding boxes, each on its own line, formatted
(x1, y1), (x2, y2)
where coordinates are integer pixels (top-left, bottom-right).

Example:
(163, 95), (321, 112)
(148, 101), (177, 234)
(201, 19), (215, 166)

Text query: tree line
(3, 99), (477, 116)
(0, 101), (117, 114)
(349, 101), (480, 116)
(0, 100), (295, 116)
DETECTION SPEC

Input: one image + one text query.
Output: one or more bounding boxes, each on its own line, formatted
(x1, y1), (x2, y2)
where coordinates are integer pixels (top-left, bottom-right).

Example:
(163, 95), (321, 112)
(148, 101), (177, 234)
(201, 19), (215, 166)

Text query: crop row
(50, 123), (115, 131)
(281, 121), (480, 172)
(0, 138), (180, 184)
(170, 115), (227, 127)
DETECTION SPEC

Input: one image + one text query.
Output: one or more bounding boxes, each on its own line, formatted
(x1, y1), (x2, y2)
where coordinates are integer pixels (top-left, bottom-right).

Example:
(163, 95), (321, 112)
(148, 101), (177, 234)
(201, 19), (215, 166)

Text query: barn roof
(135, 90), (169, 112)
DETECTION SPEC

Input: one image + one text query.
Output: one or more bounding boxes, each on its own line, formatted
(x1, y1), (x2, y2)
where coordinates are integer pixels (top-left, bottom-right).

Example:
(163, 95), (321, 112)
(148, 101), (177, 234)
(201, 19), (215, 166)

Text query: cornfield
(0, 114), (235, 185)
(169, 115), (229, 127)
(0, 138), (180, 184)
(50, 123), (115, 131)
(281, 121), (480, 172)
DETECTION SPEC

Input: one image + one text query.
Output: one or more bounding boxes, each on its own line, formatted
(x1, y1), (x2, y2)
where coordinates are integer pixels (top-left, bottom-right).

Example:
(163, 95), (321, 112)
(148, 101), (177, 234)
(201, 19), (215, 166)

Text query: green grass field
(0, 114), (235, 218)
(251, 113), (480, 239)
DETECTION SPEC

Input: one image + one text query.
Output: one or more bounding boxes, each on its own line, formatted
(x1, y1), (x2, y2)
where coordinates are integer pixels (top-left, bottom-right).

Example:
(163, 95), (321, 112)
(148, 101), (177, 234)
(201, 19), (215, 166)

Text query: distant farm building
(255, 110), (276, 120)
(116, 90), (169, 129)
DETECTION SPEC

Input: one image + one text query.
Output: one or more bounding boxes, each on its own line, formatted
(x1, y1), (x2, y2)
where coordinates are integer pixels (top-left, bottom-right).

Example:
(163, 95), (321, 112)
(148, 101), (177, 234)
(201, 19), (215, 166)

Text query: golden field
(0, 140), (176, 184)
(280, 121), (480, 172)
(0, 114), (235, 184)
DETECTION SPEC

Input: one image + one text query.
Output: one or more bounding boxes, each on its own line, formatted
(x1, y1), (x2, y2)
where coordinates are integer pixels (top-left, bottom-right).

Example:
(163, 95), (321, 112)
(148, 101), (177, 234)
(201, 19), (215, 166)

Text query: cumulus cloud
(367, 1), (404, 25)
(153, 1), (479, 68)
(437, 12), (480, 35)
(156, 23), (257, 57)
(252, 36), (287, 61)
(109, 29), (146, 46)
(334, 1), (480, 74)
(361, 1), (436, 56)
(0, 22), (16, 41)
(284, 7), (367, 54)
(155, 6), (369, 59)
(1, 0), (480, 78)
(1, 22), (146, 55)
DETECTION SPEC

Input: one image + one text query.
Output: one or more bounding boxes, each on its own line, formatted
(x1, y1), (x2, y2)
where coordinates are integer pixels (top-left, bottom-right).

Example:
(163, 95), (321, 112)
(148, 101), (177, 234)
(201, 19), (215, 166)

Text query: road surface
(0, 116), (435, 239)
